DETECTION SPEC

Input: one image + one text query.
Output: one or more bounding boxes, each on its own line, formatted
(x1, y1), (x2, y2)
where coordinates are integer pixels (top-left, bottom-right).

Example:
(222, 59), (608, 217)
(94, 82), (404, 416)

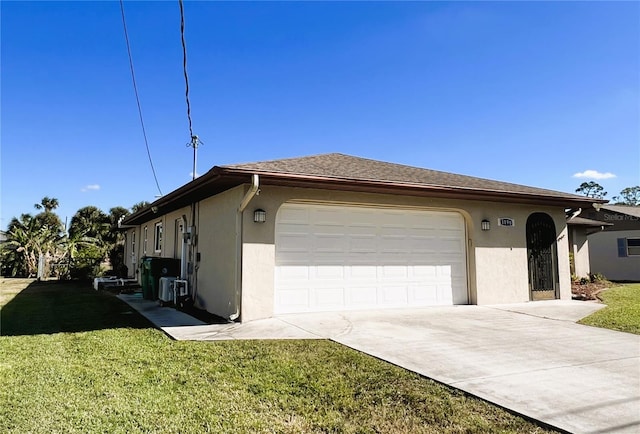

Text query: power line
(178, 0), (193, 139)
(178, 0), (202, 181)
(119, 0), (163, 196)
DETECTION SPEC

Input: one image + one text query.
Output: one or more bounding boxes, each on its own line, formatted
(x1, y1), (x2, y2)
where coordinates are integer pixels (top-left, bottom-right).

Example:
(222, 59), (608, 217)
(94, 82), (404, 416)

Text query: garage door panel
(315, 234), (346, 252)
(380, 285), (409, 304)
(277, 288), (309, 309)
(277, 265), (309, 280)
(348, 285), (378, 305)
(315, 265), (344, 279)
(411, 284), (439, 304)
(349, 235), (377, 252)
(275, 204), (468, 314)
(348, 265), (378, 278)
(412, 265), (438, 277)
(314, 287), (345, 307)
(278, 206), (309, 223)
(381, 265), (408, 278)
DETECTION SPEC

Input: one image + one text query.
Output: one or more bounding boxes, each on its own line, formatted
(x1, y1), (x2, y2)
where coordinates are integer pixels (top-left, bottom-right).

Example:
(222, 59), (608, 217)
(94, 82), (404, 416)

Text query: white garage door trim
(275, 203), (468, 314)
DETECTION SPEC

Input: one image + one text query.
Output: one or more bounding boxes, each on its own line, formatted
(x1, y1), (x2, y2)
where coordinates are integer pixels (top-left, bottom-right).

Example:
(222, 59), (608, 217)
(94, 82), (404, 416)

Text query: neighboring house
(566, 216), (612, 278)
(120, 153), (603, 322)
(579, 205), (640, 281)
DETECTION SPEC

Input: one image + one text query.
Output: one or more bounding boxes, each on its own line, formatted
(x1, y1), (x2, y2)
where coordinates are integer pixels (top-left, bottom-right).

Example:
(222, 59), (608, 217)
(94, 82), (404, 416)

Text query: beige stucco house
(566, 215), (612, 278)
(120, 153), (603, 322)
(577, 205), (640, 281)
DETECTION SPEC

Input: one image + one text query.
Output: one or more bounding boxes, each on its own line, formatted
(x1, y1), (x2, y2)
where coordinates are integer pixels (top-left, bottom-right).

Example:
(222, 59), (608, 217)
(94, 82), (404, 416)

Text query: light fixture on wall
(481, 219), (491, 231)
(254, 209), (266, 223)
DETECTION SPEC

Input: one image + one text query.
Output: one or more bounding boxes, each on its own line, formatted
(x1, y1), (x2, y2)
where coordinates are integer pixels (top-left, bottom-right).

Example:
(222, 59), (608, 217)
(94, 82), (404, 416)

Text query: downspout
(180, 214), (189, 279)
(230, 174), (260, 321)
(568, 208), (582, 220)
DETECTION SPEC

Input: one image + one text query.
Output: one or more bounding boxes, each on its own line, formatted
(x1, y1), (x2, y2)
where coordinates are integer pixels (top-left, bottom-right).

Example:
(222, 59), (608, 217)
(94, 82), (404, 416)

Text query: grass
(0, 279), (554, 433)
(578, 283), (640, 334)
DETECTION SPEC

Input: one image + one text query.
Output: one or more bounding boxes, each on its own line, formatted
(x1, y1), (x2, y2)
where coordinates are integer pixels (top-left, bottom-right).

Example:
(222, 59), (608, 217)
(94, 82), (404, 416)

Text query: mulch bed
(571, 280), (612, 301)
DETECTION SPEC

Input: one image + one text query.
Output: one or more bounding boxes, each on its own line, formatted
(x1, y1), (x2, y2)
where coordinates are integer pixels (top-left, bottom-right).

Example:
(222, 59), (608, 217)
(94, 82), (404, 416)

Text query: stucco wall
(161, 207), (192, 260)
(195, 186), (244, 318)
(570, 227), (591, 278)
(123, 227), (138, 280)
(125, 183), (572, 321)
(589, 230), (640, 281)
(239, 185), (572, 320)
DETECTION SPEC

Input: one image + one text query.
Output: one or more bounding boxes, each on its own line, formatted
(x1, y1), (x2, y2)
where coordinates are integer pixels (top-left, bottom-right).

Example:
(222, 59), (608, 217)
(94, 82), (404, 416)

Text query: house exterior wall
(239, 185), (571, 321)
(195, 186), (244, 318)
(122, 206), (191, 283)
(588, 229), (640, 281)
(570, 227), (591, 278)
(122, 184), (572, 322)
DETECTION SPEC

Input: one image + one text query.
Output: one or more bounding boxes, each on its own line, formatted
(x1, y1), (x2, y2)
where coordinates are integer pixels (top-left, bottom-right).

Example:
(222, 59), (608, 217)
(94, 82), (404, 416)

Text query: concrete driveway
(122, 295), (640, 434)
(278, 302), (640, 434)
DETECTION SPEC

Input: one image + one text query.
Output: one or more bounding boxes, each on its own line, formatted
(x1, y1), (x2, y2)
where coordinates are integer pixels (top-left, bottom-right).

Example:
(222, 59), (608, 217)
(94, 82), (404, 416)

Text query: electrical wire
(178, 0), (202, 181)
(119, 0), (163, 196)
(178, 0), (194, 139)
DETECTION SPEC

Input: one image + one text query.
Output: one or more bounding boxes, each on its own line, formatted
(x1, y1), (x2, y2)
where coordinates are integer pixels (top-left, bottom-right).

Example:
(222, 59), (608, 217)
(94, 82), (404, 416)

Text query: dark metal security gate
(526, 213), (559, 301)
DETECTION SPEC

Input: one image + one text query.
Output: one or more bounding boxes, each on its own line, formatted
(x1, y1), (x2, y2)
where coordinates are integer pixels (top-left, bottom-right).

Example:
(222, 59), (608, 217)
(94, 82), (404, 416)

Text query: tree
(575, 182), (607, 199)
(106, 207), (131, 277)
(2, 198), (137, 279)
(34, 196), (60, 213)
(105, 206), (131, 244)
(66, 206), (110, 279)
(1, 212), (64, 277)
(68, 206), (110, 241)
(612, 186), (640, 206)
(131, 201), (150, 213)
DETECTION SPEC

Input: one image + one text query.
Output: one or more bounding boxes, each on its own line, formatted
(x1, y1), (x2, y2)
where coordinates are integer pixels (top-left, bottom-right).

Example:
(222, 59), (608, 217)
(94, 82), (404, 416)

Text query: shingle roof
(123, 153), (607, 226)
(602, 205), (640, 218)
(223, 153), (592, 201)
(567, 216), (613, 227)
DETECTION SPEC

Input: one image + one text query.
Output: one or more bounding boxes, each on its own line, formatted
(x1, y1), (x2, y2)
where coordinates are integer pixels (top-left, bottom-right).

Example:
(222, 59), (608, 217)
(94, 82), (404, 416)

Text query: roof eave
(121, 166), (243, 226)
(121, 166), (607, 227)
(220, 168), (608, 208)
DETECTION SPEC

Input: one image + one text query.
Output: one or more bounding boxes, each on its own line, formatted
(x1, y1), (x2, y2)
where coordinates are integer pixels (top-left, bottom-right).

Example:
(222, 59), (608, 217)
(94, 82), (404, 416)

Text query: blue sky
(2, 1), (639, 228)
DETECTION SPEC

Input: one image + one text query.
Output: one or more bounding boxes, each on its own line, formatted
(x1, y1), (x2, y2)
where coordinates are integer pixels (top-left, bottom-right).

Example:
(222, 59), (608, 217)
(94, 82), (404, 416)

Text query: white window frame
(143, 226), (148, 255)
(154, 221), (163, 253)
(131, 231), (136, 256)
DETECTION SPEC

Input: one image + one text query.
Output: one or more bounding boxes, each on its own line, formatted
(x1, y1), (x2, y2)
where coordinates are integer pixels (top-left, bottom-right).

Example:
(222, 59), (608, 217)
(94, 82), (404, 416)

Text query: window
(131, 231), (136, 255)
(143, 226), (148, 255)
(154, 222), (163, 252)
(627, 238), (640, 256)
(618, 238), (640, 257)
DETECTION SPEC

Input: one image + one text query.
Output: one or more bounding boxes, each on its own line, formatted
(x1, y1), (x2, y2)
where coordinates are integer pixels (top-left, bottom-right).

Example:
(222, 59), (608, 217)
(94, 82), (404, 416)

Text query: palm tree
(34, 196), (60, 213)
(1, 213), (64, 277)
(66, 206), (111, 279)
(68, 206), (110, 241)
(131, 201), (150, 213)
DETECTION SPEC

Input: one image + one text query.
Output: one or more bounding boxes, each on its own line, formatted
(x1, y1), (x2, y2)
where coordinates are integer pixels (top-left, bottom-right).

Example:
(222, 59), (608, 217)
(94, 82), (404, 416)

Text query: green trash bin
(141, 257), (180, 300)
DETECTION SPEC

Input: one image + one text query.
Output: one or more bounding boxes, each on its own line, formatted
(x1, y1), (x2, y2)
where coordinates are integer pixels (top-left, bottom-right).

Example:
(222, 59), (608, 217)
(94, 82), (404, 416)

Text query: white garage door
(275, 203), (468, 314)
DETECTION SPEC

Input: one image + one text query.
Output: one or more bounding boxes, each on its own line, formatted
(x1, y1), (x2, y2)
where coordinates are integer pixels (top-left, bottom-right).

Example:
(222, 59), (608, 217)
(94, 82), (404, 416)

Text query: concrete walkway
(118, 295), (640, 434)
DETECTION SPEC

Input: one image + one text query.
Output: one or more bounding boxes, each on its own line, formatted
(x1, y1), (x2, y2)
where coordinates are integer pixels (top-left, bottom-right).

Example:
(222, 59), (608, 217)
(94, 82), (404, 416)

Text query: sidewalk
(117, 293), (319, 340)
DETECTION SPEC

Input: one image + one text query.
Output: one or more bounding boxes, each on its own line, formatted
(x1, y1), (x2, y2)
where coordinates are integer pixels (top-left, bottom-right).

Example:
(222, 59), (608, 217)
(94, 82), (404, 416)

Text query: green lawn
(579, 283), (640, 334)
(0, 279), (554, 433)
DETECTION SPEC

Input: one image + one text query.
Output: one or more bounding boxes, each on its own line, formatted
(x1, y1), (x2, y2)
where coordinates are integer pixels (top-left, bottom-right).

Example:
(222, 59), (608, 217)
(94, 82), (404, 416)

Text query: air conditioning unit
(173, 279), (189, 307)
(159, 277), (177, 306)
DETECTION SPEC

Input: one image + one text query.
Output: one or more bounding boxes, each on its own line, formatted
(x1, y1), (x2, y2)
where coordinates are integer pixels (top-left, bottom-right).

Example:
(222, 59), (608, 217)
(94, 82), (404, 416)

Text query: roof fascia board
(220, 168), (607, 208)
